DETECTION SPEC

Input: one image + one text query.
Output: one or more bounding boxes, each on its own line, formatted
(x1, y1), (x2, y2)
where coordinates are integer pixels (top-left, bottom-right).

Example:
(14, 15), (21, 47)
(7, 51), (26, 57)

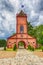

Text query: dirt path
(0, 51), (16, 58)
(0, 49), (43, 65)
(13, 49), (43, 65)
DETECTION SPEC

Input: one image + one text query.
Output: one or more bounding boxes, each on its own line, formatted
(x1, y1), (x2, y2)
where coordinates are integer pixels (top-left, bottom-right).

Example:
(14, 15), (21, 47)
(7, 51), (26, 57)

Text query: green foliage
(13, 44), (17, 51)
(28, 45), (34, 51)
(4, 46), (6, 50)
(27, 22), (33, 31)
(18, 42), (24, 46)
(0, 39), (6, 47)
(35, 25), (43, 45)
(41, 46), (43, 52)
(27, 22), (43, 45)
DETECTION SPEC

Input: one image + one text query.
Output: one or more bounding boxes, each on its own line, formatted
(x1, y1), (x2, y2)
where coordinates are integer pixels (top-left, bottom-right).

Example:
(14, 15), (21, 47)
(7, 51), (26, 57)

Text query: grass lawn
(6, 48), (13, 51)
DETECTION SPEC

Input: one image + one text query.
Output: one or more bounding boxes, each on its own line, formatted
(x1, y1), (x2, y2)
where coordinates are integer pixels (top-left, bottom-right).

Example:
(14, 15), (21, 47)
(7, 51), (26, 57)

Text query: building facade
(7, 10), (37, 49)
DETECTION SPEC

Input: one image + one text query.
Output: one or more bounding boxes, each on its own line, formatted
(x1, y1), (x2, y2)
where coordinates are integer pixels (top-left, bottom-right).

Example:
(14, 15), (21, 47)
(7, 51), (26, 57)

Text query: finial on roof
(17, 10), (27, 16)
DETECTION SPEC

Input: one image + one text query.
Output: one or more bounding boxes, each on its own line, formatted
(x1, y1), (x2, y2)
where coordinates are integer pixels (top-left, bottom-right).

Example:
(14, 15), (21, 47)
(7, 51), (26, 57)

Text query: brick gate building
(7, 10), (37, 49)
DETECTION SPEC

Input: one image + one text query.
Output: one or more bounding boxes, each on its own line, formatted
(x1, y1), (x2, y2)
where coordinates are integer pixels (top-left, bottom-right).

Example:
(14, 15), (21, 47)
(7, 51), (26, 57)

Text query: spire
(17, 10), (27, 17)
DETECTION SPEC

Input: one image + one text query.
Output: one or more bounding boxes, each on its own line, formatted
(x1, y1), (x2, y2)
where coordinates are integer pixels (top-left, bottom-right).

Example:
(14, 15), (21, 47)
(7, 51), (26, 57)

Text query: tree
(27, 22), (33, 32)
(27, 22), (43, 45)
(35, 25), (43, 45)
(0, 39), (6, 47)
(27, 22), (36, 37)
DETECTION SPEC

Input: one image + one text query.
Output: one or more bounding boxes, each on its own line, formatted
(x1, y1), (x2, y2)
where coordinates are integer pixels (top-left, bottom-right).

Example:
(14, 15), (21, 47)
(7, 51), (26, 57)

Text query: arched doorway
(18, 41), (26, 49)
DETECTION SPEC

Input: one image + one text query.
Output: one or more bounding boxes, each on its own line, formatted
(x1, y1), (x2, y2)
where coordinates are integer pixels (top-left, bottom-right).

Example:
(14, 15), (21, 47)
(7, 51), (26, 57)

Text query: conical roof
(17, 10), (27, 16)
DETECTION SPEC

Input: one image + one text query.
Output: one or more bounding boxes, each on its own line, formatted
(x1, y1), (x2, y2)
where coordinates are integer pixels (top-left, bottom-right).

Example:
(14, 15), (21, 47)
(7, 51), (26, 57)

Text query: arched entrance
(18, 41), (26, 49)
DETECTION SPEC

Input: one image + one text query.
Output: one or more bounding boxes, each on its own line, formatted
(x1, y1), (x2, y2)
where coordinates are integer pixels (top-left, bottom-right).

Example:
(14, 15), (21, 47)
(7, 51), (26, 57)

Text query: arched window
(20, 25), (24, 33)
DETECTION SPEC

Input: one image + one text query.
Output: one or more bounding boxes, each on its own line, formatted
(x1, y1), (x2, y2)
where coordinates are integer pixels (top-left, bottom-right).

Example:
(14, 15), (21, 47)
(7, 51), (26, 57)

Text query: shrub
(4, 46), (6, 50)
(28, 45), (31, 50)
(4, 41), (6, 50)
(28, 45), (34, 51)
(32, 47), (34, 51)
(13, 44), (17, 51)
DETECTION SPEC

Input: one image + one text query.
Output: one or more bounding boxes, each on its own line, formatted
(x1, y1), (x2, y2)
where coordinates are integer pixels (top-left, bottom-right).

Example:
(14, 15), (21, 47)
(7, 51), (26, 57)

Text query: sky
(0, 0), (43, 39)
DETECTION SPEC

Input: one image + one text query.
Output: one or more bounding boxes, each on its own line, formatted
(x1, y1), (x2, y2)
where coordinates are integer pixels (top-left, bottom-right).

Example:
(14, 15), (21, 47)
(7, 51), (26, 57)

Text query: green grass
(6, 48), (13, 51)
(6, 48), (17, 51)
(35, 49), (42, 51)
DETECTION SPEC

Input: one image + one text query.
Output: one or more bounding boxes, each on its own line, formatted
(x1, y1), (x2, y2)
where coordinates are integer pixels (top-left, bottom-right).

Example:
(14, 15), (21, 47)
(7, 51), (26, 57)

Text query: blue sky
(0, 0), (43, 39)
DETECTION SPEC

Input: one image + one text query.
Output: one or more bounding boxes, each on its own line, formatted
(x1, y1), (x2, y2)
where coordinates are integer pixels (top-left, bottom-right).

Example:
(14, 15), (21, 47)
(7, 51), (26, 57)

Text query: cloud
(0, 31), (5, 37)
(22, 0), (43, 26)
(0, 0), (43, 39)
(0, 0), (14, 12)
(37, 15), (43, 25)
(0, 0), (17, 38)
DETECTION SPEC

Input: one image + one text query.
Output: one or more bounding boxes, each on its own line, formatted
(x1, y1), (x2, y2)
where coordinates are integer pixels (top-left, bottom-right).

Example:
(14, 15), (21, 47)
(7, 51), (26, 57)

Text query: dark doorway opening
(18, 41), (26, 49)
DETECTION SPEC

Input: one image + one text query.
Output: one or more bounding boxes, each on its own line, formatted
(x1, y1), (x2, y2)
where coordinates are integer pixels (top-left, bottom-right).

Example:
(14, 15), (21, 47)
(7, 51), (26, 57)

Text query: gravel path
(0, 49), (43, 65)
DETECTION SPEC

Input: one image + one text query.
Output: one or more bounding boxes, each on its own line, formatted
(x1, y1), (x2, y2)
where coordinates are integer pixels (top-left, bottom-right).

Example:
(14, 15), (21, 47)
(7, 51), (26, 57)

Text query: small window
(20, 25), (24, 33)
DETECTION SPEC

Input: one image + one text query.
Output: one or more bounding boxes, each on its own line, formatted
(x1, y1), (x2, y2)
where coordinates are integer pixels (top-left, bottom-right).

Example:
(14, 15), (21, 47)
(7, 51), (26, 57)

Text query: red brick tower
(16, 10), (27, 34)
(16, 10), (28, 48)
